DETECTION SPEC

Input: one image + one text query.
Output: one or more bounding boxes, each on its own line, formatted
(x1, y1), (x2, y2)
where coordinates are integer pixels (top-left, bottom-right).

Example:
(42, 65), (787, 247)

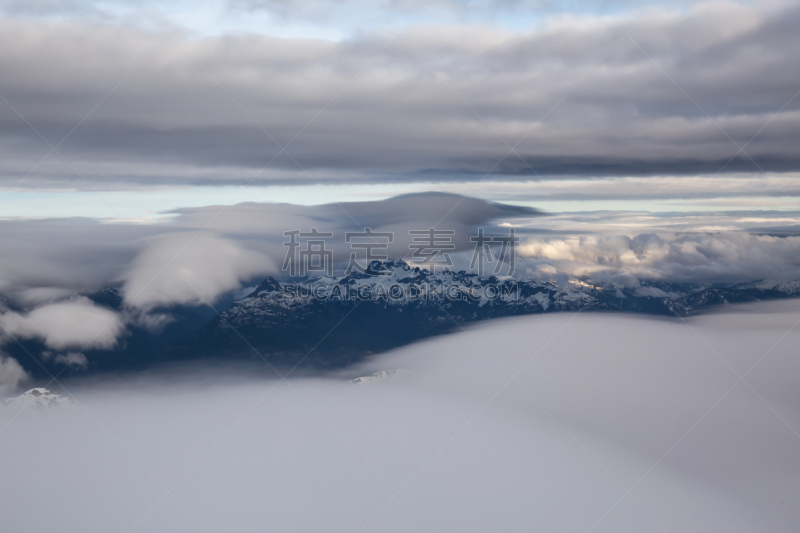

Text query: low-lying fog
(2, 301), (799, 532)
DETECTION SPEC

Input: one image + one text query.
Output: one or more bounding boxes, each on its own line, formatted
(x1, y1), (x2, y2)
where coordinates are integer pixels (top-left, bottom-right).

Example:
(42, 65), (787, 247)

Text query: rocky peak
(250, 276), (283, 297)
(3, 388), (73, 409)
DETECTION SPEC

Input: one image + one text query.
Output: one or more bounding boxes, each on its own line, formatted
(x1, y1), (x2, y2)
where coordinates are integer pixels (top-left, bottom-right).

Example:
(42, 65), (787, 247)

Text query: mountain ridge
(157, 259), (800, 370)
(7, 260), (800, 379)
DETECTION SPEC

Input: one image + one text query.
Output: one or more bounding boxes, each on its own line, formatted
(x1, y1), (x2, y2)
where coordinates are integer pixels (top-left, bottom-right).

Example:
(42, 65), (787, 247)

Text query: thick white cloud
(0, 297), (122, 350)
(0, 353), (27, 396)
(121, 232), (275, 310)
(519, 232), (800, 284)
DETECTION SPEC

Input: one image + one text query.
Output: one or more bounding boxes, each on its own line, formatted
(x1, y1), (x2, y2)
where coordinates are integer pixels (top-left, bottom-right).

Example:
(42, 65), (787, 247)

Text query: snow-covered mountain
(8, 260), (800, 379)
(159, 260), (800, 369)
(3, 388), (72, 409)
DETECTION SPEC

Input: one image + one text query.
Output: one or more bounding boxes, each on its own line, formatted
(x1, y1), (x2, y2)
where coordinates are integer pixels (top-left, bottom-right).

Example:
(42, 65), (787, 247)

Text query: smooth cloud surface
(1, 301), (799, 531)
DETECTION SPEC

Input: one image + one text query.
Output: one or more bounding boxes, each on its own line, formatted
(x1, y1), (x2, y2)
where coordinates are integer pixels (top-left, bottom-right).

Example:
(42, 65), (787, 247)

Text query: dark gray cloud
(747, 224), (800, 236)
(437, 174), (800, 202)
(0, 1), (798, 189)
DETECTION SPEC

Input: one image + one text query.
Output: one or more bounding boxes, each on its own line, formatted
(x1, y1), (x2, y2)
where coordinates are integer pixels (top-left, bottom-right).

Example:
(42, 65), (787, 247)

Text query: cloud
(121, 232), (275, 310)
(0, 297), (122, 350)
(0, 193), (536, 311)
(0, 218), (141, 305)
(0, 192), (798, 358)
(1, 302), (799, 530)
(0, 1), (798, 189)
(1, 192), (799, 315)
(445, 173), (800, 201)
(54, 352), (89, 368)
(518, 232), (800, 284)
(0, 353), (27, 395)
(167, 191), (542, 259)
(0, 192), (541, 353)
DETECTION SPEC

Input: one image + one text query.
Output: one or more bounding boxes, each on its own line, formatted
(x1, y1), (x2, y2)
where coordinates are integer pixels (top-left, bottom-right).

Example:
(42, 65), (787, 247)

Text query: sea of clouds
(1, 300), (799, 532)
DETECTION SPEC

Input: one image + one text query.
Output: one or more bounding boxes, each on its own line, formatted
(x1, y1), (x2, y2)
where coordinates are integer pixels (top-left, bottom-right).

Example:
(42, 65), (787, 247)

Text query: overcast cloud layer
(1, 0), (799, 189)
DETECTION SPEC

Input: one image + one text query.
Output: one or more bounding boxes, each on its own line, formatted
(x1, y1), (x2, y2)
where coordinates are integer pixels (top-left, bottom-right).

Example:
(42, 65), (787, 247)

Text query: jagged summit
(251, 276), (283, 297)
(365, 259), (413, 275)
(3, 388), (72, 409)
(287, 259), (516, 287)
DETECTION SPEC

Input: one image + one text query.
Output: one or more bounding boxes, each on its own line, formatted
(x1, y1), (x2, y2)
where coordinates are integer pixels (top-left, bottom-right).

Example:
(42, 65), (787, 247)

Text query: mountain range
(7, 260), (800, 379)
(158, 260), (800, 370)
